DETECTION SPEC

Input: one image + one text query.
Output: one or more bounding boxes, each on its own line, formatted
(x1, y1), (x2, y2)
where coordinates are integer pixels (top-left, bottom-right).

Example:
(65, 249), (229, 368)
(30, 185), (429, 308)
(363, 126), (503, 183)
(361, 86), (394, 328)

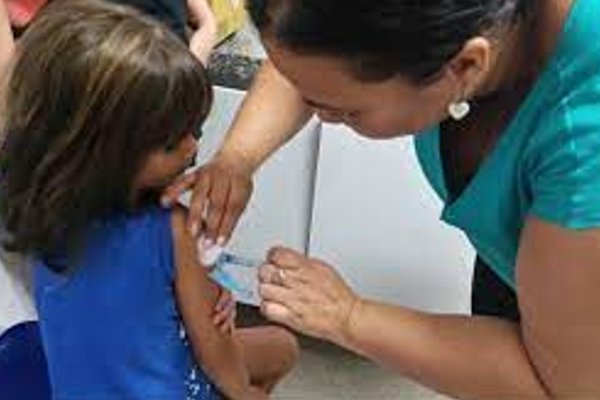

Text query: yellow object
(210, 0), (247, 44)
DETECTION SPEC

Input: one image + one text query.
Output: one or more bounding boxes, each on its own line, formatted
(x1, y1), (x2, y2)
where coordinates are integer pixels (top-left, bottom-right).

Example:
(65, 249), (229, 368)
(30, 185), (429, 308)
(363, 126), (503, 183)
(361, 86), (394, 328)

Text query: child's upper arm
(171, 206), (253, 399)
(171, 205), (220, 335)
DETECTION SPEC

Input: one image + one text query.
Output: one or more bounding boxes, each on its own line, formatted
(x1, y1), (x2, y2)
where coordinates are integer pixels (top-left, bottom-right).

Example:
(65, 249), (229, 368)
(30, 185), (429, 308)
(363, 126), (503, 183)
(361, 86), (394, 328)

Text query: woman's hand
(213, 286), (236, 334)
(258, 247), (362, 344)
(162, 152), (254, 243)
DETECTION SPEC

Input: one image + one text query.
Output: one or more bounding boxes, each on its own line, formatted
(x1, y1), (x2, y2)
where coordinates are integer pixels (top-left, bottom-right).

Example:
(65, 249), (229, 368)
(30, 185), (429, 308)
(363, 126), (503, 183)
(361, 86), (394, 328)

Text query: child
(0, 1), (298, 399)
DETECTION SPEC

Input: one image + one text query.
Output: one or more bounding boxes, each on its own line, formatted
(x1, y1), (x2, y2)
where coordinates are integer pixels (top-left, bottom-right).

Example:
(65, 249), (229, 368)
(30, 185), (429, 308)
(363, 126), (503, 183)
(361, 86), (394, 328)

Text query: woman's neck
(475, 0), (573, 99)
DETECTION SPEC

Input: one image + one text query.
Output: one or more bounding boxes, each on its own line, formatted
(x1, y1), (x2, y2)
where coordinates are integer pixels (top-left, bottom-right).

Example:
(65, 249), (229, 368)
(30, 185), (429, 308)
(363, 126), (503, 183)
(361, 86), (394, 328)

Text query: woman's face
(265, 39), (458, 139)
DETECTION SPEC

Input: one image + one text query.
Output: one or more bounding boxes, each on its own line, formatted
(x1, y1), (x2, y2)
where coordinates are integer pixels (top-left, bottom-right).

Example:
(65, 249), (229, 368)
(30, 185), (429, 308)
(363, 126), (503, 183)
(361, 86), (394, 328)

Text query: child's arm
(187, 0), (217, 65)
(172, 206), (266, 400)
(0, 0), (15, 76)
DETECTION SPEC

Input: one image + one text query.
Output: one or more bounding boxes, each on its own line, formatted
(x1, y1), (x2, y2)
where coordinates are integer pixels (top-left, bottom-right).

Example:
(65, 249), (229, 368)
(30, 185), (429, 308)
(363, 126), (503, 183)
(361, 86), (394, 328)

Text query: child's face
(135, 133), (198, 192)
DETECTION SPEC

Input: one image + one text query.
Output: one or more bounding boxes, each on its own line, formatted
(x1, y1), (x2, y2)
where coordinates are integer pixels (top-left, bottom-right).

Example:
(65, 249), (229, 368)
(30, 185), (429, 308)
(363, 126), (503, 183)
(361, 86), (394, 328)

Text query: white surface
(0, 249), (36, 335)
(194, 86), (321, 302)
(309, 124), (475, 313)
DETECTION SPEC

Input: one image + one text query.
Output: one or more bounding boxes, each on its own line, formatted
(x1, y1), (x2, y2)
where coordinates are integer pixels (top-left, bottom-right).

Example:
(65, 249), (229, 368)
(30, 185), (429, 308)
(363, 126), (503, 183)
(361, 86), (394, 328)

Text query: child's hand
(213, 286), (236, 334)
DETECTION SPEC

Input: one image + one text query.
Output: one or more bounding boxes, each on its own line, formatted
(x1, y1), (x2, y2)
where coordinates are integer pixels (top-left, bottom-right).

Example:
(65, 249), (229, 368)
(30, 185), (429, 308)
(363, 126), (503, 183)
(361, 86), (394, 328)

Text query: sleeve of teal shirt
(529, 90), (600, 229)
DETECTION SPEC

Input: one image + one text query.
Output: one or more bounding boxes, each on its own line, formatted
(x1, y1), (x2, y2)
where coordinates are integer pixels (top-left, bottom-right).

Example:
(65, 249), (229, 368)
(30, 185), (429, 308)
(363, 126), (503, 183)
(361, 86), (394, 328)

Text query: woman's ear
(445, 37), (492, 98)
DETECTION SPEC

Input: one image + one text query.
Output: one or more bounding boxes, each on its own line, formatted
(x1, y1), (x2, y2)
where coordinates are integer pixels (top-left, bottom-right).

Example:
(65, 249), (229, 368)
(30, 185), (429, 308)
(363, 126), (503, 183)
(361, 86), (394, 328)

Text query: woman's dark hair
(0, 0), (212, 255)
(248, 0), (539, 83)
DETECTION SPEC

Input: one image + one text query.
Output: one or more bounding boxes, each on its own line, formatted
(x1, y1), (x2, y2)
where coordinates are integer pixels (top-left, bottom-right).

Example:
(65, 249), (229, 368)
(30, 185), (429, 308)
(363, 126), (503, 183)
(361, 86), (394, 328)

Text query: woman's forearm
(218, 60), (313, 173)
(339, 299), (549, 400)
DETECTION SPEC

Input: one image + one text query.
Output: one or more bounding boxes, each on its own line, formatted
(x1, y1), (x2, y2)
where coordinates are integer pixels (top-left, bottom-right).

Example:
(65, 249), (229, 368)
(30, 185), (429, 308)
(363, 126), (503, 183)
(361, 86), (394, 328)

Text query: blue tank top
(34, 207), (219, 399)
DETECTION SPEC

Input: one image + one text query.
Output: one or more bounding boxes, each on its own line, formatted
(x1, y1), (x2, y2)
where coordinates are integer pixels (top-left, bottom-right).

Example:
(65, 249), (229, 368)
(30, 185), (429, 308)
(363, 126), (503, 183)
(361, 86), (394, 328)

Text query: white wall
(309, 124), (474, 313)
(0, 250), (36, 335)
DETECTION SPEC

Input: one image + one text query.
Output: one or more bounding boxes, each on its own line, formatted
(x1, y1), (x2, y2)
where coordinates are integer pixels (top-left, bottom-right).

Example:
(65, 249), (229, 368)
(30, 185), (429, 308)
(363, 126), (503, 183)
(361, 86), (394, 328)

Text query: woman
(163, 0), (600, 397)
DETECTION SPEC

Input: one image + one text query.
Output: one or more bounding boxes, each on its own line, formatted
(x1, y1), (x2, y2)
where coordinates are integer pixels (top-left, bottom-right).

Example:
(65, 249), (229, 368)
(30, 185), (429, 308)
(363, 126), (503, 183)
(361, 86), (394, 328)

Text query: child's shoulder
(169, 204), (190, 228)
(107, 206), (172, 232)
(87, 206), (175, 255)
(169, 204), (195, 255)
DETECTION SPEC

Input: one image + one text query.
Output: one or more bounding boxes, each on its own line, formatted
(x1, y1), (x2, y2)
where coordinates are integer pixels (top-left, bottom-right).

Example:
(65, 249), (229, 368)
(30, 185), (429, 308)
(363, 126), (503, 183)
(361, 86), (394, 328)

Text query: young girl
(0, 1), (298, 399)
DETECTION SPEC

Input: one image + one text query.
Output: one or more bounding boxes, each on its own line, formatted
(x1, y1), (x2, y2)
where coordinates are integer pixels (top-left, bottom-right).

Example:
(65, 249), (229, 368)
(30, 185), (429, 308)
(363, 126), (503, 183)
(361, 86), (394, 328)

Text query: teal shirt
(415, 0), (600, 289)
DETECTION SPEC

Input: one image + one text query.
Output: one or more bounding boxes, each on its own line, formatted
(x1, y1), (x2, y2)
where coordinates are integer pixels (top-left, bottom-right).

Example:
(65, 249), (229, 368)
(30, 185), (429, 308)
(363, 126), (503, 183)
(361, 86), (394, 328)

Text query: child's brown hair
(0, 0), (212, 255)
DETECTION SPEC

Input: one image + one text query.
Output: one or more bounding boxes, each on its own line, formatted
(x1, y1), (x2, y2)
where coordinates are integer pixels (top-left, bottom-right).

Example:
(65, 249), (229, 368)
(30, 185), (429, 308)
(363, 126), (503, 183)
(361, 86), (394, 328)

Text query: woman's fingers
(257, 249), (361, 342)
(267, 246), (306, 271)
(161, 171), (198, 207)
(185, 158), (254, 241)
(260, 301), (300, 327)
(259, 262), (308, 288)
(217, 177), (251, 242)
(162, 153), (255, 242)
(203, 177), (230, 241)
(186, 170), (211, 236)
(259, 281), (307, 306)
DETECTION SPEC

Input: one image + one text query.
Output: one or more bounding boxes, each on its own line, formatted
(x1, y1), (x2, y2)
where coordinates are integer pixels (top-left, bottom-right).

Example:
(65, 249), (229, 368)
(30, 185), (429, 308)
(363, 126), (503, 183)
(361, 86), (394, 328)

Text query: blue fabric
(34, 207), (219, 399)
(0, 321), (51, 400)
(414, 0), (600, 288)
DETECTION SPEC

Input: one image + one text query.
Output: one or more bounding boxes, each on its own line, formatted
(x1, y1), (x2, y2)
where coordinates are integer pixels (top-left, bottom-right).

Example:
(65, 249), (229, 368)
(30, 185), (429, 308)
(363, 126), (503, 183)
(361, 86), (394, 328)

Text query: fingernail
(201, 244), (223, 266)
(217, 236), (226, 246)
(204, 238), (213, 248)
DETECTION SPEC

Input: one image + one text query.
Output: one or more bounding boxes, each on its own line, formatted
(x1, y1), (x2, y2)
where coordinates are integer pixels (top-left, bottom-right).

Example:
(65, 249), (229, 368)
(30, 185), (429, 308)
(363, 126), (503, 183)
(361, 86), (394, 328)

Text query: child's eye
(164, 143), (176, 152)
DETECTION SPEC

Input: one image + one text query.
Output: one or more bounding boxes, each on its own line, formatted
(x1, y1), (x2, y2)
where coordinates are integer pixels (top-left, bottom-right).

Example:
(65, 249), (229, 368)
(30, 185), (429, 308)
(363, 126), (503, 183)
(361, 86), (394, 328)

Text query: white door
(309, 124), (474, 313)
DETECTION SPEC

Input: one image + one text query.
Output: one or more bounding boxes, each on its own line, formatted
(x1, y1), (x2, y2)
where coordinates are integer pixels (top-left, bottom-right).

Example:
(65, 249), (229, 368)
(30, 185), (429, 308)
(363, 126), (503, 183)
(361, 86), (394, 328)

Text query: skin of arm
(216, 60), (313, 173)
(338, 217), (600, 398)
(0, 0), (15, 77)
(172, 206), (262, 400)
